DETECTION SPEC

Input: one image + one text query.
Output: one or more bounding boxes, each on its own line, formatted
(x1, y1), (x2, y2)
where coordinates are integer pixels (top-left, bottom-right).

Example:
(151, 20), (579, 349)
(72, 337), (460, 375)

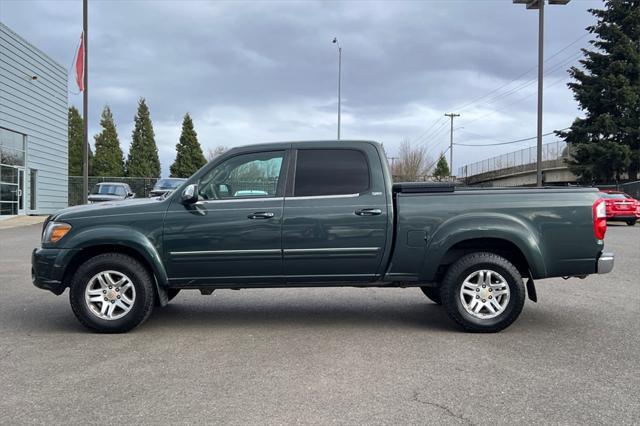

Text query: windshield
(91, 184), (126, 196)
(153, 179), (185, 190)
(599, 192), (627, 199)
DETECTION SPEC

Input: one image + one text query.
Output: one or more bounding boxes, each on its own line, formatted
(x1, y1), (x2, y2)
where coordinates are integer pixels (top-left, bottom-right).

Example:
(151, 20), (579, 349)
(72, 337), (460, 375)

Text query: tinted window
(294, 149), (369, 197)
(198, 151), (284, 200)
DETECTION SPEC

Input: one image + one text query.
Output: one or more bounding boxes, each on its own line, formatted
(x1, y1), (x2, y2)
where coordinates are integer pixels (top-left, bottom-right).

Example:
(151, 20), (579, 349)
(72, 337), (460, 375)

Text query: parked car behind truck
(32, 140), (614, 333)
(599, 190), (639, 226)
(87, 182), (135, 203)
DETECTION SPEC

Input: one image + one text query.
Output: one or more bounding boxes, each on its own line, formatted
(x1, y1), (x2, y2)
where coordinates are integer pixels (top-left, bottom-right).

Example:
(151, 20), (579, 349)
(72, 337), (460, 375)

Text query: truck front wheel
(69, 253), (155, 333)
(440, 252), (525, 333)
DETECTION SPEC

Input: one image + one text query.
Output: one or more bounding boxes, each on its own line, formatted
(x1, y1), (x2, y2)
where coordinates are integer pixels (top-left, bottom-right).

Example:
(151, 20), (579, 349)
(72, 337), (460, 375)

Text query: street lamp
(332, 37), (342, 140)
(513, 0), (570, 187)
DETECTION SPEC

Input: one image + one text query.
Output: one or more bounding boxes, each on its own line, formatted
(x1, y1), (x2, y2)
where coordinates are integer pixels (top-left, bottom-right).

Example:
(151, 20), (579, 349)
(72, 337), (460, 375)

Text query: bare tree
(206, 145), (228, 161)
(393, 139), (431, 181)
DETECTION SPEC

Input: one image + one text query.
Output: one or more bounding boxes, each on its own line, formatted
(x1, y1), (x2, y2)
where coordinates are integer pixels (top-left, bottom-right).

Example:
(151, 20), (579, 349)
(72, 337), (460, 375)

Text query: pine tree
(68, 106), (93, 176)
(433, 153), (450, 181)
(126, 98), (161, 178)
(169, 113), (207, 178)
(559, 0), (640, 183)
(93, 106), (125, 177)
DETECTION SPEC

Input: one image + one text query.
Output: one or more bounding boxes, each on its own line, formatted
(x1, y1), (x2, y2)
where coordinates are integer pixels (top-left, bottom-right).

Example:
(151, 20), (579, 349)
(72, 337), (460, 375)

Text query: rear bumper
(31, 248), (77, 295)
(606, 215), (638, 221)
(597, 252), (614, 275)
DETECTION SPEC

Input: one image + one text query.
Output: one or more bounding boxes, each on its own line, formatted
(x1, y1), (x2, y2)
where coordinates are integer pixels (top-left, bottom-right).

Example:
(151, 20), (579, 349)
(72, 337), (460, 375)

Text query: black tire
(626, 220), (637, 226)
(167, 289), (181, 301)
(69, 253), (155, 333)
(420, 286), (442, 305)
(440, 252), (525, 333)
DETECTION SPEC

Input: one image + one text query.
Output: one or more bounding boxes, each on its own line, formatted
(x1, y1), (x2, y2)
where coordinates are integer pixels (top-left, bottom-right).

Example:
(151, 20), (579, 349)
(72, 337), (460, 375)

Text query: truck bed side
(385, 187), (602, 282)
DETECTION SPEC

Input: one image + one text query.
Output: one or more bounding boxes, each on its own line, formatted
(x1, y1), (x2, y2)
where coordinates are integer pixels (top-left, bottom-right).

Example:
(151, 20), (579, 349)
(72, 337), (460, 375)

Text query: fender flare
(61, 226), (169, 305)
(420, 212), (546, 281)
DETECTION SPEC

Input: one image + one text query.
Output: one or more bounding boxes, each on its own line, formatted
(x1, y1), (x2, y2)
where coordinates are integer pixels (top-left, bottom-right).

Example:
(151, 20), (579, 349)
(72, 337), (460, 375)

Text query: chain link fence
(69, 176), (158, 206)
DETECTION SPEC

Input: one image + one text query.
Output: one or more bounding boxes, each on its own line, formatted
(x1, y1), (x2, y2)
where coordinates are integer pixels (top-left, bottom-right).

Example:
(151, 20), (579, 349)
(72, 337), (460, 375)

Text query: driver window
(198, 151), (284, 200)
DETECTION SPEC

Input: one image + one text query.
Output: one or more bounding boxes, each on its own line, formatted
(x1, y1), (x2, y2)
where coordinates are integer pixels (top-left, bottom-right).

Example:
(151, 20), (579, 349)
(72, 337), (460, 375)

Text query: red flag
(75, 32), (85, 92)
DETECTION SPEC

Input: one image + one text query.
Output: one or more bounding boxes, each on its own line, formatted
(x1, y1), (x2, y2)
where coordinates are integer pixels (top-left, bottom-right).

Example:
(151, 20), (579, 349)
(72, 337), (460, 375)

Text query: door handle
(355, 208), (382, 216)
(247, 212), (275, 219)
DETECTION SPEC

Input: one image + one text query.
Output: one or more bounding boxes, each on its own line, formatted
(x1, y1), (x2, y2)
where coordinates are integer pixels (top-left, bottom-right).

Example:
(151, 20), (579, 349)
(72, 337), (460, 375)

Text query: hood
(52, 197), (168, 221)
(87, 194), (126, 202)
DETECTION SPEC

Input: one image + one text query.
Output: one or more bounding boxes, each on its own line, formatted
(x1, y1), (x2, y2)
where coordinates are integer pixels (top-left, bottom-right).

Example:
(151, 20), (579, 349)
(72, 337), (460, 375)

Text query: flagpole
(82, 0), (88, 204)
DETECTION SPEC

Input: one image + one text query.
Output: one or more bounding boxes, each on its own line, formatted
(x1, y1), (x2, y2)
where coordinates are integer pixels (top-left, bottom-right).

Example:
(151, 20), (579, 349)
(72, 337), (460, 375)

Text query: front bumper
(597, 252), (615, 274)
(31, 247), (77, 295)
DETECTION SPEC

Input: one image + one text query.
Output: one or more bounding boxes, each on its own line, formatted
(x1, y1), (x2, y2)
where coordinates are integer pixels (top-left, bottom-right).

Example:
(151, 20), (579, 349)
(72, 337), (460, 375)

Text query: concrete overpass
(458, 141), (577, 186)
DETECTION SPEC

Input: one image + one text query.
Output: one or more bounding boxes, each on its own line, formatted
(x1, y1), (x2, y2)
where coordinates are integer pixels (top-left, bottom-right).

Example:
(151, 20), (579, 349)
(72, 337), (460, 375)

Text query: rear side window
(294, 149), (369, 197)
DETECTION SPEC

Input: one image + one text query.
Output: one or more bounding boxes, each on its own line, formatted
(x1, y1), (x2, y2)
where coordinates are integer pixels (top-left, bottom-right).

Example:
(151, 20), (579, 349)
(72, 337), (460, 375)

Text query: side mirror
(181, 184), (199, 204)
(127, 192), (135, 198)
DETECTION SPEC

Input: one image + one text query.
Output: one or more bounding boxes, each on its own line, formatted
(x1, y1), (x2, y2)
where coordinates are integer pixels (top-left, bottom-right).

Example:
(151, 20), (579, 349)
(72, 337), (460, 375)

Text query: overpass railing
(458, 140), (570, 179)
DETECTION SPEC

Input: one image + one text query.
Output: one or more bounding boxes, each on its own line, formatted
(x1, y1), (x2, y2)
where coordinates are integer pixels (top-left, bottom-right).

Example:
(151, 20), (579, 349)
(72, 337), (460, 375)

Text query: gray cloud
(1, 0), (601, 175)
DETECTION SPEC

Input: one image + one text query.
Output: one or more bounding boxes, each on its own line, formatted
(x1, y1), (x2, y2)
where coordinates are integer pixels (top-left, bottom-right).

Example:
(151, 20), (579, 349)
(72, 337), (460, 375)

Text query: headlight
(42, 222), (72, 244)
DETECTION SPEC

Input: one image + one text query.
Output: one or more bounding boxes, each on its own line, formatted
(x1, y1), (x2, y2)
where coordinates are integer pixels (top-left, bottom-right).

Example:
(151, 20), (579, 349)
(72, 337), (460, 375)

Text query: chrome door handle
(355, 208), (382, 216)
(247, 212), (275, 219)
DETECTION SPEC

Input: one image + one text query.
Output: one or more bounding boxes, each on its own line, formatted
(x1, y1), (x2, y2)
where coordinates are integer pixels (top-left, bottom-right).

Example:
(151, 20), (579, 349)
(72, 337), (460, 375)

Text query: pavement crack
(411, 390), (475, 425)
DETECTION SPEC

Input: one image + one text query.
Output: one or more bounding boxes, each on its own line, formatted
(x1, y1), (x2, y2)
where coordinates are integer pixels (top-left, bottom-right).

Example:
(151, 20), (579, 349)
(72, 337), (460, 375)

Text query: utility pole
(387, 156), (398, 173)
(332, 37), (342, 140)
(82, 0), (88, 203)
(445, 113), (460, 176)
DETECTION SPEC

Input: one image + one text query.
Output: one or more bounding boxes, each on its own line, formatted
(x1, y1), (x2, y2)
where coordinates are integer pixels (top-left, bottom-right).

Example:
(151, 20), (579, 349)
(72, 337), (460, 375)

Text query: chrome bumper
(597, 252), (615, 274)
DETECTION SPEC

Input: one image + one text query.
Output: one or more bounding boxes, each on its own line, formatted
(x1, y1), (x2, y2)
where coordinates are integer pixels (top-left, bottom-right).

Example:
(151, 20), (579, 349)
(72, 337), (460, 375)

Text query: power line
(454, 128), (568, 147)
(450, 33), (588, 113)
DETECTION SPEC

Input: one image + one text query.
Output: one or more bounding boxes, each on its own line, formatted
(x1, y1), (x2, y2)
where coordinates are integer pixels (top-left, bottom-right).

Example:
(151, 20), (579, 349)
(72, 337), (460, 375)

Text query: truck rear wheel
(440, 252), (525, 333)
(420, 287), (442, 305)
(69, 253), (155, 333)
(626, 219), (636, 226)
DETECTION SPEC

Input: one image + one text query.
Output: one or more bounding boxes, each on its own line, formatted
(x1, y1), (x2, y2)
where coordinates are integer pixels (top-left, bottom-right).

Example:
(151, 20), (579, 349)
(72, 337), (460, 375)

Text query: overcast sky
(1, 0), (602, 176)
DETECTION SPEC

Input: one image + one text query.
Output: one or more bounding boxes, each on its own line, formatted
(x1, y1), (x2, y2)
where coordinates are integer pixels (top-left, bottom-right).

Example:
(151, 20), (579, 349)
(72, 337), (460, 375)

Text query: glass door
(17, 168), (25, 215)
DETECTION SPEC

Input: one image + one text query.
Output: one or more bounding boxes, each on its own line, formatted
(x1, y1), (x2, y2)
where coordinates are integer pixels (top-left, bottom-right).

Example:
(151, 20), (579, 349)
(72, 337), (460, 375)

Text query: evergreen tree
(68, 106), (93, 176)
(93, 106), (125, 177)
(126, 98), (161, 178)
(559, 0), (640, 182)
(169, 113), (207, 178)
(433, 153), (450, 181)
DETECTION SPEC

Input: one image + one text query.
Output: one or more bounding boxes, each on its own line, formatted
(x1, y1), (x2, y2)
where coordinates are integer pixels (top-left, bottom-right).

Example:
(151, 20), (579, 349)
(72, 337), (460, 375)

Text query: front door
(163, 149), (288, 286)
(282, 147), (389, 283)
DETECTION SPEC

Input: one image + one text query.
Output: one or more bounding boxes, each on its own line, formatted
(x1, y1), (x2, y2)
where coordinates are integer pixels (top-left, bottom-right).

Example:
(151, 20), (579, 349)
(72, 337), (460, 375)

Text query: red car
(598, 190), (640, 226)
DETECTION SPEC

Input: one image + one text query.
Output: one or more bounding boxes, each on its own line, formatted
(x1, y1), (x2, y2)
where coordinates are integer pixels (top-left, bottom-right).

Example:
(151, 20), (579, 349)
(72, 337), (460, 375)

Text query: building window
(30, 169), (37, 210)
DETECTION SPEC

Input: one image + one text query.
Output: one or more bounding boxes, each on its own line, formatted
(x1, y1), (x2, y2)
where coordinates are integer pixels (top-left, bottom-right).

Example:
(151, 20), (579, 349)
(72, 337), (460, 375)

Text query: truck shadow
(142, 301), (459, 333)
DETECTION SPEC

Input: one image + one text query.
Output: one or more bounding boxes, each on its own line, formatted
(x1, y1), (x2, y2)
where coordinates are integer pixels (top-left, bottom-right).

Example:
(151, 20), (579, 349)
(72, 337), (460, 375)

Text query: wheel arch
(419, 213), (546, 282)
(60, 227), (169, 305)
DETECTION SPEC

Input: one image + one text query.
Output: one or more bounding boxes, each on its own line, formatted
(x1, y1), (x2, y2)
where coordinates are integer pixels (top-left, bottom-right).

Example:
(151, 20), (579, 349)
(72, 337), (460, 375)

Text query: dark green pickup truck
(32, 140), (614, 333)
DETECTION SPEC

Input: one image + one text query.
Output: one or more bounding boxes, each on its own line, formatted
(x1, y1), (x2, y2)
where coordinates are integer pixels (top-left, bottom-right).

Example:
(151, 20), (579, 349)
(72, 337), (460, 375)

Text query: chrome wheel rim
(459, 269), (510, 319)
(84, 270), (136, 320)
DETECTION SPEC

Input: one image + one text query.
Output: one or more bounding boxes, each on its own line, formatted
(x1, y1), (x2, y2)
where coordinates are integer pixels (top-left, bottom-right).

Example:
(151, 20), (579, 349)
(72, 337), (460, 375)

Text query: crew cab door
(282, 145), (389, 283)
(163, 149), (288, 286)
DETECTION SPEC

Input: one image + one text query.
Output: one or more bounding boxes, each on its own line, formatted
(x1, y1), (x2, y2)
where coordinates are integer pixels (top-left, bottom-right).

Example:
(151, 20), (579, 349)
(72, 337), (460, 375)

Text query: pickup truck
(32, 140), (614, 333)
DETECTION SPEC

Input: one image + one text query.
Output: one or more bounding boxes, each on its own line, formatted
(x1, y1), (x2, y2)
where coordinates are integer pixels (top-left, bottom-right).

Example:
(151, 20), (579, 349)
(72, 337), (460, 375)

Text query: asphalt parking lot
(0, 223), (638, 425)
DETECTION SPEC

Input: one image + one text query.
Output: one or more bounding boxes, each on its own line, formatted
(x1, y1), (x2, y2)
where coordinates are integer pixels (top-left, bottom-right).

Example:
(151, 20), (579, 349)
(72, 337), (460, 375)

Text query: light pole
(513, 0), (570, 187)
(332, 37), (342, 140)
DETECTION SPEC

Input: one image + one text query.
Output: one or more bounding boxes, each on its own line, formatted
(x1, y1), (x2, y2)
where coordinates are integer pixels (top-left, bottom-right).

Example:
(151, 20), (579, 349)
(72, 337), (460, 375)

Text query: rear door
(282, 144), (389, 283)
